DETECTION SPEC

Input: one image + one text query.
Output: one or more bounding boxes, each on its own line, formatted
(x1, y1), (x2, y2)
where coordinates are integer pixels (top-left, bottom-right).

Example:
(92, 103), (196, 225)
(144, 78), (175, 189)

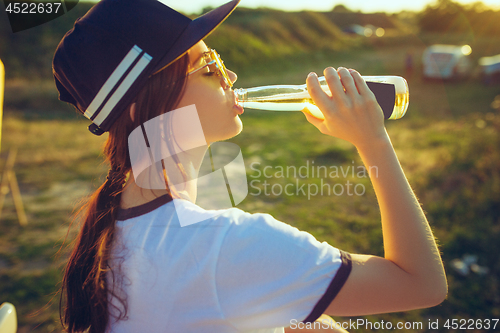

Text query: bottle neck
(234, 88), (247, 107)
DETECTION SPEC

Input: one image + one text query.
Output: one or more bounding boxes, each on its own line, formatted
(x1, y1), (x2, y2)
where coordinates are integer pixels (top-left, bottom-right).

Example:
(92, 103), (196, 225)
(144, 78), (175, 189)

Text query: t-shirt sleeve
(214, 210), (352, 331)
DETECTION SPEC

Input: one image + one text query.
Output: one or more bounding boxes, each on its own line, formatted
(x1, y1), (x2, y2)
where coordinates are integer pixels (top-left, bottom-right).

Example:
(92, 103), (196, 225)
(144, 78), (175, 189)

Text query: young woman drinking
(52, 0), (447, 332)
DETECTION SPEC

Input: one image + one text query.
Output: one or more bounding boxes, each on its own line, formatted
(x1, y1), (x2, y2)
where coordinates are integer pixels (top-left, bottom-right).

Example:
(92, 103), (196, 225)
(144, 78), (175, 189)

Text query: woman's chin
(213, 118), (243, 142)
(232, 117), (244, 138)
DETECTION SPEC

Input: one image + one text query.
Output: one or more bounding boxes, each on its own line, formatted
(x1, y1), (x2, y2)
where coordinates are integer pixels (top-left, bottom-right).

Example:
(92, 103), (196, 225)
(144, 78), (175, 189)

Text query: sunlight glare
(461, 45), (472, 56)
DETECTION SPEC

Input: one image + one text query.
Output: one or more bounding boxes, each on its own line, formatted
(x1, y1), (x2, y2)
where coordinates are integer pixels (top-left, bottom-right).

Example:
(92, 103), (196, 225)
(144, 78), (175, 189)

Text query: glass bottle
(235, 76), (409, 120)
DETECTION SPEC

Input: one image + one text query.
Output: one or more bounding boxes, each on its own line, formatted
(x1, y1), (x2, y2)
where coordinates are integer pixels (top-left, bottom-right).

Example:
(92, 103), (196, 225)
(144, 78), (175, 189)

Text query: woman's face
(176, 41), (243, 144)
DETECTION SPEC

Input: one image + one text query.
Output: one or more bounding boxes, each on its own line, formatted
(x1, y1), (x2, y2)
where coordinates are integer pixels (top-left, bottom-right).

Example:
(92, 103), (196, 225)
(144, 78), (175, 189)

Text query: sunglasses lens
(211, 50), (232, 88)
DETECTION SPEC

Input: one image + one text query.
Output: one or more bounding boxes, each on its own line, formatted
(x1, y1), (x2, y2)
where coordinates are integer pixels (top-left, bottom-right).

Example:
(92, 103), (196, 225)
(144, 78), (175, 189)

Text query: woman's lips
(232, 92), (244, 114)
(234, 103), (244, 115)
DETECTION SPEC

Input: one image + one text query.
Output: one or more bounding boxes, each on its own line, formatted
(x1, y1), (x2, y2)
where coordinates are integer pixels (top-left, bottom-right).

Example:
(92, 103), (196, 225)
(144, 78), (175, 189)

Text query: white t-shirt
(107, 195), (351, 333)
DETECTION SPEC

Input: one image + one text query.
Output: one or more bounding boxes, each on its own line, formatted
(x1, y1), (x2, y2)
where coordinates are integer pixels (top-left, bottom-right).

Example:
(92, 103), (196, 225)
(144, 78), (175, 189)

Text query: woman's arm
(304, 67), (447, 316)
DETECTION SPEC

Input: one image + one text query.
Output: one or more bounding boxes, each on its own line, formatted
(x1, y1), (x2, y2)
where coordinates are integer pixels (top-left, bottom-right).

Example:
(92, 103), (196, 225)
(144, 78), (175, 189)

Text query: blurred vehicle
(422, 44), (472, 80)
(342, 24), (384, 37)
(479, 54), (500, 85)
(342, 24), (366, 36)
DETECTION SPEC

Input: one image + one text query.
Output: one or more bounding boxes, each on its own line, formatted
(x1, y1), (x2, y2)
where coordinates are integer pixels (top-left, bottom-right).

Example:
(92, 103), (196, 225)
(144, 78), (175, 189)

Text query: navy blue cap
(53, 0), (239, 135)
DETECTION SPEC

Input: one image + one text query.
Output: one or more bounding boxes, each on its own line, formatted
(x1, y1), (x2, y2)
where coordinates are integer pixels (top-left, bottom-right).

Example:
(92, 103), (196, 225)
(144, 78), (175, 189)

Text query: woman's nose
(228, 69), (237, 85)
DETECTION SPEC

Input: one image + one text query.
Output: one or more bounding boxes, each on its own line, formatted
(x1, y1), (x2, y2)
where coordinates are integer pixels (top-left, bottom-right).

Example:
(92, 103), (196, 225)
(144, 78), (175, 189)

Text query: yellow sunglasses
(187, 49), (233, 88)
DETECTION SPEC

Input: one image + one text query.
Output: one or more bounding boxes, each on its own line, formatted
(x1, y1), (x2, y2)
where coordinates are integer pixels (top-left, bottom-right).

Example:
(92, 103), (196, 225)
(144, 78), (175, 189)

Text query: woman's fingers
(323, 67), (344, 102)
(306, 72), (333, 115)
(303, 66), (387, 146)
(336, 67), (359, 100)
(349, 69), (372, 96)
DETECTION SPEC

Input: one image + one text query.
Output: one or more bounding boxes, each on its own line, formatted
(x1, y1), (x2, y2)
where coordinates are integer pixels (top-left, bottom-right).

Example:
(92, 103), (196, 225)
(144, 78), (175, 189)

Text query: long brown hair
(60, 53), (190, 333)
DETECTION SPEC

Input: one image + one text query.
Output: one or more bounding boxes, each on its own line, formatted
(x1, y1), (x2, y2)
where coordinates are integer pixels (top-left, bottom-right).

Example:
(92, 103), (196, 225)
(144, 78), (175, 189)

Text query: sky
(162, 0), (500, 15)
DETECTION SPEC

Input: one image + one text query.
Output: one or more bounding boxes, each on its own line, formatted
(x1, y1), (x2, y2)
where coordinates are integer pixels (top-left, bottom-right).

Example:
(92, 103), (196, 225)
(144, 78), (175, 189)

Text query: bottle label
(366, 82), (396, 119)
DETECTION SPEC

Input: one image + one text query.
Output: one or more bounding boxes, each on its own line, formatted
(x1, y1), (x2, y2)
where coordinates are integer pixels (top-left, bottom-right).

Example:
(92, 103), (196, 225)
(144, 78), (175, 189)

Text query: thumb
(302, 109), (324, 127)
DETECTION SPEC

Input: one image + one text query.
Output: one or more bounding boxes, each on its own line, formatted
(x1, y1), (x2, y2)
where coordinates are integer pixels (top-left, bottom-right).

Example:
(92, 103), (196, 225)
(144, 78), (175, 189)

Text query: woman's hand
(302, 68), (447, 317)
(303, 67), (387, 148)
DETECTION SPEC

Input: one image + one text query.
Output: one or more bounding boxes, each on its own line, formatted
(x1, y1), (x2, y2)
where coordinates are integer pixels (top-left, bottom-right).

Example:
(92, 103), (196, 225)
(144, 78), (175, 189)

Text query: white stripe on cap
(84, 45), (142, 119)
(93, 52), (152, 126)
(84, 45), (152, 126)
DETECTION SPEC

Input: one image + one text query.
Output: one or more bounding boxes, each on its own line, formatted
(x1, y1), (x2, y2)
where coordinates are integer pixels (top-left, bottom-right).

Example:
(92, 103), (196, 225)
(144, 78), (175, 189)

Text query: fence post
(0, 60), (28, 226)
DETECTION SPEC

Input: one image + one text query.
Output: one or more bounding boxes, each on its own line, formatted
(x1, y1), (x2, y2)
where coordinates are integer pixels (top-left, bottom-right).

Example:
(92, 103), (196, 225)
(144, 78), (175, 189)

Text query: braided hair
(60, 53), (190, 333)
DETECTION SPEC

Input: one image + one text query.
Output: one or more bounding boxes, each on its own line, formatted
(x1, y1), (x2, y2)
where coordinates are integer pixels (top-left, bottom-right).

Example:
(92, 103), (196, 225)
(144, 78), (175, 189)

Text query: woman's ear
(129, 103), (136, 122)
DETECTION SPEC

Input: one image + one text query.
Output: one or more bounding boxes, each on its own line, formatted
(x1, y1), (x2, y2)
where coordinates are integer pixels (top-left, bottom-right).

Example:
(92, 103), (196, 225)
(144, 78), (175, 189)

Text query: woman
(53, 0), (447, 332)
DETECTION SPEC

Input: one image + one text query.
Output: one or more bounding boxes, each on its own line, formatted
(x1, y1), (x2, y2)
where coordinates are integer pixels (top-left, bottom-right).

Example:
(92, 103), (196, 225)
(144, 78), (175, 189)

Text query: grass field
(1, 33), (500, 332)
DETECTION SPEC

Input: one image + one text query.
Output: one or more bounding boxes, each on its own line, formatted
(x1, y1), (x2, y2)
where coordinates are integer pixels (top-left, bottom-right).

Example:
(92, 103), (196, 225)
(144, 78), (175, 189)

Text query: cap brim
(153, 0), (239, 73)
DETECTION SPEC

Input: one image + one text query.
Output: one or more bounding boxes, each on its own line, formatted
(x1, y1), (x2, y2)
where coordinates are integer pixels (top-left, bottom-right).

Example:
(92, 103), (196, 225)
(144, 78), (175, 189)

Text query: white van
(479, 54), (500, 84)
(422, 44), (472, 80)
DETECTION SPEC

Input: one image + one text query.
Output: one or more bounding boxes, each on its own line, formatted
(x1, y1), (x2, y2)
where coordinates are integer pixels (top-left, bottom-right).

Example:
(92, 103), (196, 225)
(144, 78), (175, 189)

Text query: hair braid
(61, 53), (189, 333)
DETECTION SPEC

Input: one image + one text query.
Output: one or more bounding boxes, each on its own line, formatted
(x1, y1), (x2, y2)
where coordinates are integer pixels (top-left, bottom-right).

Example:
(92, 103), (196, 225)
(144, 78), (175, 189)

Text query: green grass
(1, 33), (500, 331)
